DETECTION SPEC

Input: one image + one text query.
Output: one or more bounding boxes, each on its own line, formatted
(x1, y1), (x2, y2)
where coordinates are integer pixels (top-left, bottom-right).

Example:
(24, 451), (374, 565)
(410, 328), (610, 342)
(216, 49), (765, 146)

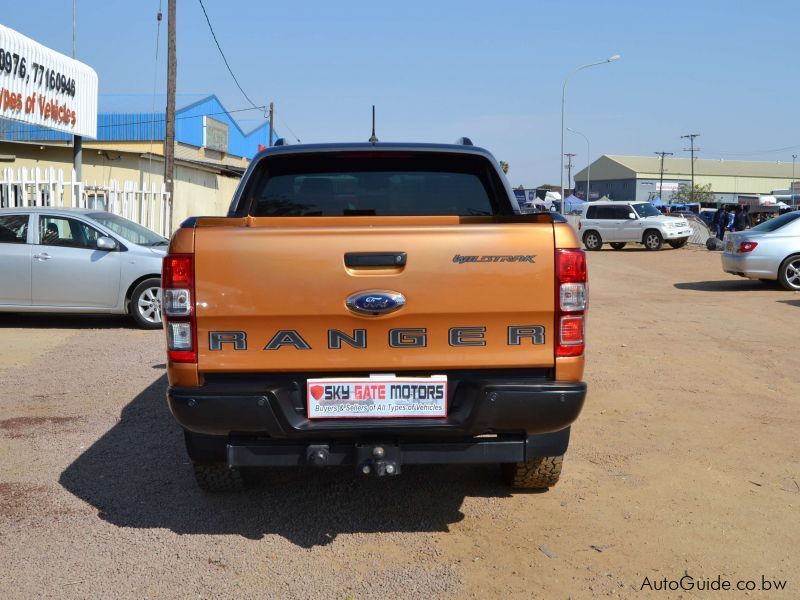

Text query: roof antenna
(368, 105), (379, 143)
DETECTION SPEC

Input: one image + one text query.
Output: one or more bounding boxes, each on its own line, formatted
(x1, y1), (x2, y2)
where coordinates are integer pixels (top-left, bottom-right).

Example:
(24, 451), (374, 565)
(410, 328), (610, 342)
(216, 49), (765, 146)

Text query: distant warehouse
(573, 155), (798, 205)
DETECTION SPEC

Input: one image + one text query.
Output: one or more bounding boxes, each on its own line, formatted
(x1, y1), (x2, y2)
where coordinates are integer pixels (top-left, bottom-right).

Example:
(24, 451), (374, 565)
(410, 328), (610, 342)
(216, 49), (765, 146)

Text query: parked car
(578, 201), (693, 251)
(0, 208), (167, 328)
(721, 211), (800, 290)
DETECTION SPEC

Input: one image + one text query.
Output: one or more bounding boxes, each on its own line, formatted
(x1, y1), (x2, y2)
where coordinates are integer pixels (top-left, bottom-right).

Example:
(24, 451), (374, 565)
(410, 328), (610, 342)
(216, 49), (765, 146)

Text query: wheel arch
(124, 273), (161, 314)
(778, 253), (800, 289)
(641, 228), (663, 243)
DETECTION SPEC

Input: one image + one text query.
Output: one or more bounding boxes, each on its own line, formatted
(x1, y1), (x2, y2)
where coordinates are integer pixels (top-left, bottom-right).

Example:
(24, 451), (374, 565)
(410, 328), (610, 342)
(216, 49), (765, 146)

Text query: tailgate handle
(345, 252), (406, 268)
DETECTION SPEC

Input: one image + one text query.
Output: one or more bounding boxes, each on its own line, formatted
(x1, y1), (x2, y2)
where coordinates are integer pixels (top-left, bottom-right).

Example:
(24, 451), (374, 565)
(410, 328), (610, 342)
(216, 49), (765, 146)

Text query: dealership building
(573, 155), (799, 205)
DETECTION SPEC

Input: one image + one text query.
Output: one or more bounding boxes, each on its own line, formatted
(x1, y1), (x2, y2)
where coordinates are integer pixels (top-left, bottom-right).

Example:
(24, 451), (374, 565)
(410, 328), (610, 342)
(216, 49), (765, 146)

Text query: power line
(700, 143), (800, 157)
(654, 151), (673, 201)
(147, 0), (164, 188)
(275, 113), (302, 143)
(681, 133), (700, 203)
(197, 0), (260, 110)
(564, 153), (576, 192)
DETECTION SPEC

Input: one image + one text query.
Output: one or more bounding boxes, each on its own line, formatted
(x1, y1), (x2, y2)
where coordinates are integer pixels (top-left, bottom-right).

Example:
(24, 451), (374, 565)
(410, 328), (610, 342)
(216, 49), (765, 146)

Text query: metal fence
(0, 167), (171, 236)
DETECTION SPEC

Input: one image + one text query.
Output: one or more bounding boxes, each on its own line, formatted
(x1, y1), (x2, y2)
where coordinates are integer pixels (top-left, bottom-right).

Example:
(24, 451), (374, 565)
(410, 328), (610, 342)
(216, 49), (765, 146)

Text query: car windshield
(87, 212), (168, 246)
(750, 211), (800, 233)
(632, 203), (662, 218)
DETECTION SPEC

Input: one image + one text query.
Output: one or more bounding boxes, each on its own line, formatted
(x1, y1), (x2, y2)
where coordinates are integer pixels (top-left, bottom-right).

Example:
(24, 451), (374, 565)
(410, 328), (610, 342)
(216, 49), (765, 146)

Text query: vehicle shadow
(0, 313), (139, 329)
(777, 299), (800, 308)
(674, 280), (768, 292)
(59, 375), (515, 547)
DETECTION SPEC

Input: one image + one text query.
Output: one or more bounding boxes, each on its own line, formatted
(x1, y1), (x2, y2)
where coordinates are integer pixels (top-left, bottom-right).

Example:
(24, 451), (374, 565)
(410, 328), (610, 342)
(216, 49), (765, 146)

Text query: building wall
(0, 141), (241, 226)
(574, 178), (638, 201)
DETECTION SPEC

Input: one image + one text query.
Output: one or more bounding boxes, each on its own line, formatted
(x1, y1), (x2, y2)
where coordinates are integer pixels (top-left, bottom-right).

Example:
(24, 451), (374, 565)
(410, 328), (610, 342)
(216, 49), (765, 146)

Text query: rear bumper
(722, 252), (776, 278)
(167, 372), (587, 439)
(227, 430), (572, 468)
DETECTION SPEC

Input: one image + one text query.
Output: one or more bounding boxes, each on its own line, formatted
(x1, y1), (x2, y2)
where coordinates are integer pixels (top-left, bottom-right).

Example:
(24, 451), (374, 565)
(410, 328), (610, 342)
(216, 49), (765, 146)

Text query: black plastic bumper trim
(227, 429), (570, 468)
(168, 376), (586, 439)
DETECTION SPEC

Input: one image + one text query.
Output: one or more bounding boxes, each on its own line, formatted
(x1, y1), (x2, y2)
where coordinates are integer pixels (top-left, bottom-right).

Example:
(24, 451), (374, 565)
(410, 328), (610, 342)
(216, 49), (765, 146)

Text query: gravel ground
(0, 248), (798, 598)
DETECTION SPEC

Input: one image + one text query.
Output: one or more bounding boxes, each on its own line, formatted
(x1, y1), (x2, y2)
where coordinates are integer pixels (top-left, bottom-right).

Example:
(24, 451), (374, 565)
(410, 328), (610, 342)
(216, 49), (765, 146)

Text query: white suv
(578, 201), (693, 251)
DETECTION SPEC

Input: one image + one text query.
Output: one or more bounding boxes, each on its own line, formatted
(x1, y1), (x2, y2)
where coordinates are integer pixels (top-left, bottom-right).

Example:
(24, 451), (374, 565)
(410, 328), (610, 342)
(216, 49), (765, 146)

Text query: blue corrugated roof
(0, 94), (273, 159)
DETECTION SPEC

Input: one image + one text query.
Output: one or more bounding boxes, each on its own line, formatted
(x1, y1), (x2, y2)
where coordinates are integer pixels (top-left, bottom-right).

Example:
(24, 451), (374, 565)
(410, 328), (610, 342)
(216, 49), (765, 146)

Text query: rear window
(238, 153), (510, 217)
(586, 205), (624, 219)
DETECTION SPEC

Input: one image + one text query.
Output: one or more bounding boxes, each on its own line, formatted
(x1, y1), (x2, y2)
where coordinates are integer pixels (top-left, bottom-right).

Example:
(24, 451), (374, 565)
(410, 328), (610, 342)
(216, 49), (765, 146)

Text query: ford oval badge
(346, 290), (406, 316)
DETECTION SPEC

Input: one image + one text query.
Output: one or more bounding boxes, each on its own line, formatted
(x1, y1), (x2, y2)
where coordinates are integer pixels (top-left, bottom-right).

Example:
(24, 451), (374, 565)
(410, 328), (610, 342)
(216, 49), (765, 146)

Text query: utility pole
(72, 0), (82, 186)
(268, 102), (274, 146)
(564, 153), (576, 195)
(681, 134), (700, 203)
(792, 154), (797, 209)
(654, 151), (673, 202)
(165, 0), (177, 232)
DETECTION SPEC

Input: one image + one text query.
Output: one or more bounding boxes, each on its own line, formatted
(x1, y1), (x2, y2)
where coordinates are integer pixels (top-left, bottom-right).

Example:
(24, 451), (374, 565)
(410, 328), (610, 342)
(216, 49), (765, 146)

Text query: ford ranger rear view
(162, 142), (588, 492)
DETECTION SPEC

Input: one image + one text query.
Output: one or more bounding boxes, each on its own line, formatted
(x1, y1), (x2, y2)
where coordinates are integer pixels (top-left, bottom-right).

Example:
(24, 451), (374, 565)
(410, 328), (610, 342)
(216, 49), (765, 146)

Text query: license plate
(307, 375), (448, 419)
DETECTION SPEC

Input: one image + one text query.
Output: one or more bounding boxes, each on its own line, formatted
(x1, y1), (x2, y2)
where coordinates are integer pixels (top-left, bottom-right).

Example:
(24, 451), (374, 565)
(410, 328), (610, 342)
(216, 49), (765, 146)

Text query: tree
(499, 160), (509, 174)
(670, 182), (715, 204)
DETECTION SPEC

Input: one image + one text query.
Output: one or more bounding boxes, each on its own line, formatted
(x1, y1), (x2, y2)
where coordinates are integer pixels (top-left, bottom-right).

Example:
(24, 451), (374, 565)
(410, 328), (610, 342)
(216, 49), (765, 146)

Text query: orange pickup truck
(162, 141), (588, 492)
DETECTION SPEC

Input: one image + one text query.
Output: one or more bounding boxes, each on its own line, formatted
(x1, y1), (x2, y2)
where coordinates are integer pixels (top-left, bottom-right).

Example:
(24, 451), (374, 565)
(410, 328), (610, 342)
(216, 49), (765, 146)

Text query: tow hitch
(303, 442), (401, 476)
(357, 443), (401, 477)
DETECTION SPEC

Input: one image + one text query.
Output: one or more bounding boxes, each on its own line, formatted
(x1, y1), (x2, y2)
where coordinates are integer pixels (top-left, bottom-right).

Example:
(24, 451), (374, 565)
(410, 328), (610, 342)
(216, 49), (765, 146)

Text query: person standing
(715, 205), (728, 240)
(733, 206), (746, 231)
(727, 206), (736, 233)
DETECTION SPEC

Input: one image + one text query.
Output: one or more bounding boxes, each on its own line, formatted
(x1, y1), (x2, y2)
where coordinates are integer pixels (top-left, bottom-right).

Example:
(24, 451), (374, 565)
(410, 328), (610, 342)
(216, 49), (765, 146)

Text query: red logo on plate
(309, 385), (325, 400)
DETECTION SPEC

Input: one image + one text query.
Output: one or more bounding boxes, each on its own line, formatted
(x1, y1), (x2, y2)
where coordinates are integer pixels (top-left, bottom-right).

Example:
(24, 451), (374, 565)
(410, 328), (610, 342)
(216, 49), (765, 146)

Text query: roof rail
(273, 137), (289, 147)
(455, 137), (473, 146)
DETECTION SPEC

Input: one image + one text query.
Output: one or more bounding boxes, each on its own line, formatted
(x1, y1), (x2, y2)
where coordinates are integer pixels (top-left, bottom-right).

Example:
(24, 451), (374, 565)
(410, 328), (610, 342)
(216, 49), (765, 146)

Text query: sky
(4, 0), (800, 187)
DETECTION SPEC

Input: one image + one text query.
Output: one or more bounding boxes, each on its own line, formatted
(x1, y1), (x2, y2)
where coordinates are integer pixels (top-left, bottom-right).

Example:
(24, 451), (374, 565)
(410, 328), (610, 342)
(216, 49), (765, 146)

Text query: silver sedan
(722, 212), (800, 290)
(0, 207), (167, 328)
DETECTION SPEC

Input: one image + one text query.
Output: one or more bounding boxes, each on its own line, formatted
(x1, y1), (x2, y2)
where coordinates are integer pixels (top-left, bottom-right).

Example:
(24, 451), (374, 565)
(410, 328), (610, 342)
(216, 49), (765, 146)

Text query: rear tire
(609, 242), (626, 250)
(502, 455), (563, 489)
(778, 254), (800, 291)
(583, 231), (602, 251)
(192, 463), (244, 493)
(643, 230), (663, 251)
(130, 277), (163, 329)
(668, 238), (688, 249)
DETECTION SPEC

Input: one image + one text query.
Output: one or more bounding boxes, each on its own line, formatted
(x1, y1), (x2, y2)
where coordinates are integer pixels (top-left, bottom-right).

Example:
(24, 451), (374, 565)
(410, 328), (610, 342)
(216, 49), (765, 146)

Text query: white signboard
(203, 116), (228, 152)
(656, 182), (680, 192)
(0, 24), (98, 138)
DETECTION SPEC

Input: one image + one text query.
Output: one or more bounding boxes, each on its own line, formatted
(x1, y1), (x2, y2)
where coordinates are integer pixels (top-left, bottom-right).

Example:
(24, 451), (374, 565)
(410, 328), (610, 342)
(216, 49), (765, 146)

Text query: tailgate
(194, 219), (555, 373)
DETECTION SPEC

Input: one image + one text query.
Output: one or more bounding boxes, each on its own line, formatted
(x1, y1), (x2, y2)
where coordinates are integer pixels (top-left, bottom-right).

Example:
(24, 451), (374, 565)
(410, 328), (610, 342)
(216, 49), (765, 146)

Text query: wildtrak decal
(452, 254), (536, 264)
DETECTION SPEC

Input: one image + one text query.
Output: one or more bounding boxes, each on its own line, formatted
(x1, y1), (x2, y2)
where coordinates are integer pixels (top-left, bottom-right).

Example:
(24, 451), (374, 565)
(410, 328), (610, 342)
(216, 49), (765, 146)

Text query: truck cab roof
(250, 141), (499, 160)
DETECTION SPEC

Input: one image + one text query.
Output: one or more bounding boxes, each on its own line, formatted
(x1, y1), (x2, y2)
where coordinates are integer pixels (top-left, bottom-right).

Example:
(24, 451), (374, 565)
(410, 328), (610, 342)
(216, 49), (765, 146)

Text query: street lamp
(560, 54), (620, 202)
(567, 127), (590, 203)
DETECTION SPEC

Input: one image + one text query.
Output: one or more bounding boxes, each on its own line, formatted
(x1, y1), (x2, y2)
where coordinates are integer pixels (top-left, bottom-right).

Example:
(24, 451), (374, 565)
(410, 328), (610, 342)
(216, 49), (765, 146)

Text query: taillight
(736, 241), (758, 253)
(162, 254), (196, 363)
(555, 249), (587, 357)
